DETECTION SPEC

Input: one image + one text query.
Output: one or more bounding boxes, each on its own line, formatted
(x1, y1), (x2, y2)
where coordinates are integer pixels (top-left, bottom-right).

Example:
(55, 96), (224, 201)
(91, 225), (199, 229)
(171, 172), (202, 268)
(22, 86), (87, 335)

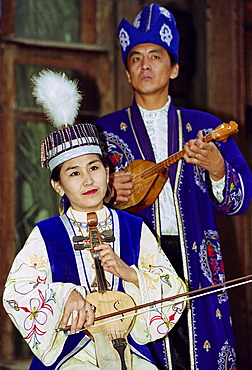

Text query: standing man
(95, 4), (252, 369)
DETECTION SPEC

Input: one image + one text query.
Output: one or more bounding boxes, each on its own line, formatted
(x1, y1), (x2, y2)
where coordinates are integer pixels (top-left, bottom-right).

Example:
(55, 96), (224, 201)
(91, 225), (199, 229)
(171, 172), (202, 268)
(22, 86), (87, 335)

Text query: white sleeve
(123, 222), (186, 344)
(2, 226), (86, 366)
(210, 176), (225, 203)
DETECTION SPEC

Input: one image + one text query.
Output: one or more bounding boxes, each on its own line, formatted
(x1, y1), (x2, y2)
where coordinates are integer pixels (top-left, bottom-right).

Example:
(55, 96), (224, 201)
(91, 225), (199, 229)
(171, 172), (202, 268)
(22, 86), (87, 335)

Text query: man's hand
(109, 171), (135, 203)
(183, 130), (225, 181)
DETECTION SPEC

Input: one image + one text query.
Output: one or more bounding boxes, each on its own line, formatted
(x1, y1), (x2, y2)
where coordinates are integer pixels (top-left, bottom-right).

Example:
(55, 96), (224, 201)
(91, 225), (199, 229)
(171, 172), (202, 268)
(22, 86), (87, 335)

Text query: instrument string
(133, 125), (235, 180)
(87, 213), (127, 342)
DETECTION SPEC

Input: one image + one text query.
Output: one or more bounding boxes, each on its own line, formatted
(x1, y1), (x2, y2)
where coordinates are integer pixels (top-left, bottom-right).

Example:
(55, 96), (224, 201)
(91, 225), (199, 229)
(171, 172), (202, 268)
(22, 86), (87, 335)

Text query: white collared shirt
(138, 98), (225, 235)
(139, 99), (178, 235)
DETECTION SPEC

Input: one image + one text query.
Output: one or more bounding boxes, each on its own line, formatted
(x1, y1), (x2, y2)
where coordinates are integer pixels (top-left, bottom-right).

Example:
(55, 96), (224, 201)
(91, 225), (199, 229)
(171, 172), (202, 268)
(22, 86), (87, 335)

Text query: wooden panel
(0, 44), (16, 362)
(1, 0), (15, 37)
(81, 0), (96, 43)
(206, 0), (245, 128)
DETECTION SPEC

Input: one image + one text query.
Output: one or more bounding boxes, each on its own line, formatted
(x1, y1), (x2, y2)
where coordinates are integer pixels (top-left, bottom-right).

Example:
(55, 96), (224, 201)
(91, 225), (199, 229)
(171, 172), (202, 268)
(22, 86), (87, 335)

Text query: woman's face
(51, 154), (109, 212)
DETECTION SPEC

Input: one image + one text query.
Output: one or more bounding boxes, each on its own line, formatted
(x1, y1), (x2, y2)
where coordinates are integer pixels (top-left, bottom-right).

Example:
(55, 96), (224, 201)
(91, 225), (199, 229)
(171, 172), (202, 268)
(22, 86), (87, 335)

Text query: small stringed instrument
(114, 121), (239, 212)
(85, 212), (136, 370)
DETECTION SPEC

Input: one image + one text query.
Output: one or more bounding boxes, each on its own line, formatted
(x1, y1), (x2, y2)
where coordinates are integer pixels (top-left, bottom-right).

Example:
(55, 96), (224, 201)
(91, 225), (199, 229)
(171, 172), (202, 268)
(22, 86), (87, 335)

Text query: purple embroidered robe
(95, 99), (252, 369)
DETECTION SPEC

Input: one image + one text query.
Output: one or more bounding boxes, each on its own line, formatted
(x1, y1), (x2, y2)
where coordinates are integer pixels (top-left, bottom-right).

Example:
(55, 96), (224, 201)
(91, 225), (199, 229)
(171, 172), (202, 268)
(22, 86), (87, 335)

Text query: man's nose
(141, 56), (151, 70)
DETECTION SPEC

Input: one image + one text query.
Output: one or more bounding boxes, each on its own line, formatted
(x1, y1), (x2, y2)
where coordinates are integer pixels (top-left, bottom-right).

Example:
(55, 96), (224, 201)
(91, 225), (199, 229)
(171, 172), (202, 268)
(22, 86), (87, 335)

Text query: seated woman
(3, 70), (186, 370)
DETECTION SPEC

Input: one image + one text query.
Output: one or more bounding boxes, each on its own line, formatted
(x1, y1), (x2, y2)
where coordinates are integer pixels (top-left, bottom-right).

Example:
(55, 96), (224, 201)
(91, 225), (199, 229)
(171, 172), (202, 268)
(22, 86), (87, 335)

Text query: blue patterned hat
(118, 3), (180, 66)
(31, 70), (102, 171)
(41, 123), (102, 171)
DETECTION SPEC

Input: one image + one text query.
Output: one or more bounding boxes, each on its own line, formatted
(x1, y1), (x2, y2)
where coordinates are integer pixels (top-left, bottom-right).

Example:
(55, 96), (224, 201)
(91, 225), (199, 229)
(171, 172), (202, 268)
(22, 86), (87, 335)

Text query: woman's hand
(183, 130), (225, 181)
(93, 244), (139, 288)
(61, 290), (95, 334)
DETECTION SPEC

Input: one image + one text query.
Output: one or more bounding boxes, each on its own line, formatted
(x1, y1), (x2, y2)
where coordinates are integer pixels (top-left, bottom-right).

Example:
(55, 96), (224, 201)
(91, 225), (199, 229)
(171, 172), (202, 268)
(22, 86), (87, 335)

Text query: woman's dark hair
(51, 162), (63, 182)
(50, 154), (109, 182)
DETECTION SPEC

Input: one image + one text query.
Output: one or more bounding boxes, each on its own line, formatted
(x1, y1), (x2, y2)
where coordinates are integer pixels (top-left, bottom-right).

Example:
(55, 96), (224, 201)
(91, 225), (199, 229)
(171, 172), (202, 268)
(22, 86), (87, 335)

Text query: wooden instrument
(114, 121), (239, 212)
(85, 212), (136, 370)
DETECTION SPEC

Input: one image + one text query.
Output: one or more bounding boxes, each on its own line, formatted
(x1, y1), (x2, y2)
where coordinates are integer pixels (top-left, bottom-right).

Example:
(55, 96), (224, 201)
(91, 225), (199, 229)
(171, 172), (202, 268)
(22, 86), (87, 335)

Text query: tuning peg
(101, 230), (115, 243)
(73, 235), (90, 250)
(73, 235), (85, 242)
(74, 243), (91, 250)
(103, 236), (116, 242)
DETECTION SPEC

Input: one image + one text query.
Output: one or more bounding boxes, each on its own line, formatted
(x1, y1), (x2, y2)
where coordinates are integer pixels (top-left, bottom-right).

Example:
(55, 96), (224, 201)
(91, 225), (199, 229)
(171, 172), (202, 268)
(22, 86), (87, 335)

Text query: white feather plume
(31, 69), (82, 128)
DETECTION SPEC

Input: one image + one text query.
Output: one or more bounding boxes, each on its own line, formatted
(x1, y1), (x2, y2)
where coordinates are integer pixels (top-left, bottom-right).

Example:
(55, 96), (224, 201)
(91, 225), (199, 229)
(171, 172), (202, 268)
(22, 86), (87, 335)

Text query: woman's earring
(59, 196), (65, 216)
(104, 185), (112, 204)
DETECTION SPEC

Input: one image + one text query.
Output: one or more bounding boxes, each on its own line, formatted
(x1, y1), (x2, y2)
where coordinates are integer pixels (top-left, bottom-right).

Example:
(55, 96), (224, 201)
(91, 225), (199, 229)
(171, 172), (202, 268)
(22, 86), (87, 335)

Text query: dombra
(114, 121), (239, 212)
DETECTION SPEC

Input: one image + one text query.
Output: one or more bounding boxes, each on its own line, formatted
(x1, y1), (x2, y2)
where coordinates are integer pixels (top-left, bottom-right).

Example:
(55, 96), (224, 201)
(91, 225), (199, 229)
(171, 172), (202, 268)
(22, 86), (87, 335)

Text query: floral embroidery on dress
(29, 254), (47, 268)
(104, 130), (135, 171)
(140, 253), (155, 269)
(150, 304), (182, 334)
(18, 289), (56, 350)
(203, 340), (211, 352)
(142, 271), (159, 290)
(217, 340), (236, 370)
(186, 122), (192, 132)
(120, 122), (127, 131)
(150, 312), (172, 335)
(160, 274), (172, 287)
(215, 167), (243, 214)
(199, 231), (224, 284)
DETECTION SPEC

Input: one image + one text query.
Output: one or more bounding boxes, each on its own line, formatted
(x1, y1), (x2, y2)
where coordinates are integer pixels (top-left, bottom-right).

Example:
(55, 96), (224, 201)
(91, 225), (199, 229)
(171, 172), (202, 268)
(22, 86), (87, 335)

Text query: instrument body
(114, 121), (239, 212)
(86, 212), (135, 370)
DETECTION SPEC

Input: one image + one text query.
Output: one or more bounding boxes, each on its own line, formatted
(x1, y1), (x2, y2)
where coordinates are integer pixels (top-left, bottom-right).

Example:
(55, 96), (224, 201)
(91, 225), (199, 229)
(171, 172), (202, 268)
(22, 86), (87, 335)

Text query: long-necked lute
(114, 121), (239, 212)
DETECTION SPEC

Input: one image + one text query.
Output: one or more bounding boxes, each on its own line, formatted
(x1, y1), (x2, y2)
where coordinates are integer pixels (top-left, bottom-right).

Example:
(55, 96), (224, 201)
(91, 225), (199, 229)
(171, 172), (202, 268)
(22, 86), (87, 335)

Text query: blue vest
(29, 209), (168, 369)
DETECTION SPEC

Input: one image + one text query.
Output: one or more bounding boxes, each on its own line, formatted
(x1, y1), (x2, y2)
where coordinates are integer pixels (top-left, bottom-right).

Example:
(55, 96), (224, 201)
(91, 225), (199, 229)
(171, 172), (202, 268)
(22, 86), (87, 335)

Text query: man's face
(126, 43), (179, 98)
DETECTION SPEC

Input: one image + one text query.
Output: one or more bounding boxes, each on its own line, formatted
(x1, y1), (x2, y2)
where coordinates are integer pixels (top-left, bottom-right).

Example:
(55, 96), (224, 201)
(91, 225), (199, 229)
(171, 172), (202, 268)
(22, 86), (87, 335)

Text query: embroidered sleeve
(123, 223), (186, 344)
(2, 226), (86, 366)
(213, 161), (249, 215)
(196, 156), (251, 215)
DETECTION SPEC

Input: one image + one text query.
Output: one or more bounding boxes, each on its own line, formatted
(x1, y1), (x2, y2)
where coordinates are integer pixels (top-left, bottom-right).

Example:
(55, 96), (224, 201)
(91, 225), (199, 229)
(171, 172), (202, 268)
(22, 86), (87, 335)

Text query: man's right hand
(109, 171), (135, 203)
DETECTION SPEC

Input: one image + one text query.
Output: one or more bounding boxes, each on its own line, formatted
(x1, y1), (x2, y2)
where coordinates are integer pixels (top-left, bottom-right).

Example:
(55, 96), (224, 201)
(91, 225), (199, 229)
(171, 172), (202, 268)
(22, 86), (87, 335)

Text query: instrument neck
(91, 239), (108, 293)
(88, 213), (108, 293)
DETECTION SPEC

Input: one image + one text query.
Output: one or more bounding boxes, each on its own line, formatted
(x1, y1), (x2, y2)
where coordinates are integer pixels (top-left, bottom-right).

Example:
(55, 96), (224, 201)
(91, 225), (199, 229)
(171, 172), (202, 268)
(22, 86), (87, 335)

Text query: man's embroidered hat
(31, 70), (102, 171)
(118, 3), (180, 66)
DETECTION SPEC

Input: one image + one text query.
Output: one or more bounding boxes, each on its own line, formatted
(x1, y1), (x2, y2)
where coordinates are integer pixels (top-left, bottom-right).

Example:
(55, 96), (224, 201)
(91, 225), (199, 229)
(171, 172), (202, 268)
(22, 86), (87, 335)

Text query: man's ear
(125, 69), (131, 84)
(51, 179), (64, 196)
(170, 63), (179, 80)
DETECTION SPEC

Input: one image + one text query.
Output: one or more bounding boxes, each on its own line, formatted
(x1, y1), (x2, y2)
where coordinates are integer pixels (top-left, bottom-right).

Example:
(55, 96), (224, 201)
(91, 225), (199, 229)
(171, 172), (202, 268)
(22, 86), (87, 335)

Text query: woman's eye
(90, 165), (99, 172)
(70, 171), (79, 176)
